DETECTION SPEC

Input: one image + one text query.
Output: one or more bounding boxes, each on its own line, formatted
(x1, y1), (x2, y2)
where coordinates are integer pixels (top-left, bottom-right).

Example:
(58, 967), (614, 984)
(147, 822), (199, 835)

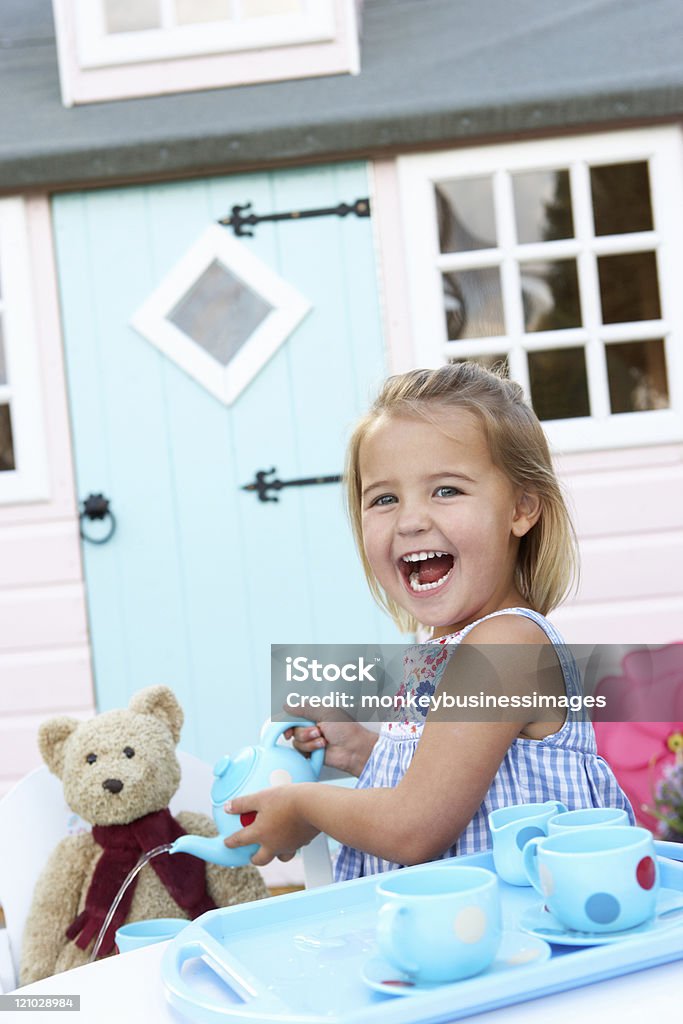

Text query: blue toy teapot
(170, 719), (324, 867)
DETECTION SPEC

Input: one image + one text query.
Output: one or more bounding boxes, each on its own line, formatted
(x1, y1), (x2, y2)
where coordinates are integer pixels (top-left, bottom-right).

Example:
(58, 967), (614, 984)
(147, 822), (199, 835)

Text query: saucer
(361, 932), (551, 996)
(519, 887), (683, 946)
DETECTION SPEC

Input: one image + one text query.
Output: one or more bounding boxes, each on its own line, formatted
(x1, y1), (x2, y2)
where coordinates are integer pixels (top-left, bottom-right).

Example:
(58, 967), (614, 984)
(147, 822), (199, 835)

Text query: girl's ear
(512, 491), (542, 537)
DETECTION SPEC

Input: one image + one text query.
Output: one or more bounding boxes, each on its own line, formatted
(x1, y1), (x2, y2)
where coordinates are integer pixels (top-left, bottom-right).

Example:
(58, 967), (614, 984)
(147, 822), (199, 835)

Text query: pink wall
(554, 443), (683, 643)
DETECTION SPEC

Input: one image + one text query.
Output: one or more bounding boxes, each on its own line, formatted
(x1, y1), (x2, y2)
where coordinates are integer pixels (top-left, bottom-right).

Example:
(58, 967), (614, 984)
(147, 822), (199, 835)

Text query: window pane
(591, 162), (653, 236)
(442, 268), (504, 339)
(0, 317), (6, 385)
(598, 251), (661, 324)
(512, 170), (574, 244)
(435, 177), (496, 253)
(242, 0), (303, 16)
(0, 404), (15, 472)
(175, 0), (232, 25)
(104, 0), (161, 33)
(168, 259), (273, 367)
(520, 259), (581, 333)
(528, 348), (590, 420)
(606, 339), (669, 413)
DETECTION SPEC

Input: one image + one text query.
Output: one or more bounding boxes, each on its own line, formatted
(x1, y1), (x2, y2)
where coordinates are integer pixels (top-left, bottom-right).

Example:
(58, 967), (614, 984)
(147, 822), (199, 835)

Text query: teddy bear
(20, 685), (268, 986)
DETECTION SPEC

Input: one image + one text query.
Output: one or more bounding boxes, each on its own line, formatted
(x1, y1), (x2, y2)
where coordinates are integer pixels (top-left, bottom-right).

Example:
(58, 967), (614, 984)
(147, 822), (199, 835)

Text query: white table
(9, 940), (682, 1024)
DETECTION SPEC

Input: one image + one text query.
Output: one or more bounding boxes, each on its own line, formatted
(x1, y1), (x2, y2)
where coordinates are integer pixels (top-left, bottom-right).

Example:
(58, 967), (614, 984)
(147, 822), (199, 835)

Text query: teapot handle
(260, 719), (325, 778)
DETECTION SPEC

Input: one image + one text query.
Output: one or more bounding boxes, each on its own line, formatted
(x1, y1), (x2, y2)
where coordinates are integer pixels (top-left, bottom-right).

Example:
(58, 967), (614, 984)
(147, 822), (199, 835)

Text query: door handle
(79, 493), (116, 545)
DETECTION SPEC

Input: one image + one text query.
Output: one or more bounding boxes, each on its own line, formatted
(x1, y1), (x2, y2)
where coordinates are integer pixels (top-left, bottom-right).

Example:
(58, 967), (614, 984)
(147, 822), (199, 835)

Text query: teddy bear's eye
(86, 753), (97, 764)
(123, 746), (135, 758)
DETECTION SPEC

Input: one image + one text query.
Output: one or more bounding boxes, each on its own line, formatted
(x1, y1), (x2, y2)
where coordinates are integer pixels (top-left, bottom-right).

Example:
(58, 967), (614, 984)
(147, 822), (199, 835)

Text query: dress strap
(444, 607), (581, 700)
(451, 606), (544, 642)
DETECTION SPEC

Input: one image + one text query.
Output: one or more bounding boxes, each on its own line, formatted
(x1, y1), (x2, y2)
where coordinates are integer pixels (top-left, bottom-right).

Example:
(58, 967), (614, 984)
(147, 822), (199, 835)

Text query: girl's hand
(284, 720), (377, 776)
(223, 786), (320, 866)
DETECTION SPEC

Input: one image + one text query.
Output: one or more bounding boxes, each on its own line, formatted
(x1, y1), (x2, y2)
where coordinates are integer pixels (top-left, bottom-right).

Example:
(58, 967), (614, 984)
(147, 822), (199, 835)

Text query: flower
(592, 643), (683, 830)
(648, 748), (683, 841)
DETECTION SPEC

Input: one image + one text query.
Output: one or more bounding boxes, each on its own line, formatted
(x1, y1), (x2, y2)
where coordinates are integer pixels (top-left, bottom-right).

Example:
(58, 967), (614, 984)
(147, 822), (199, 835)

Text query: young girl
(225, 362), (634, 876)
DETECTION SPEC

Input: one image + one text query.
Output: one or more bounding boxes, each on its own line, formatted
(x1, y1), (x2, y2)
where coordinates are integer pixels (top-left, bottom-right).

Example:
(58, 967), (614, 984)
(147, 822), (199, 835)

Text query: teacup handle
(376, 904), (418, 976)
(522, 836), (546, 893)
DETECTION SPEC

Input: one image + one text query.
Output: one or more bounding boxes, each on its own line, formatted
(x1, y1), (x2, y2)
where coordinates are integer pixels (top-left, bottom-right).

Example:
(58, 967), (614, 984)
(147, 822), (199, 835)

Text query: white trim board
(0, 200), (50, 505)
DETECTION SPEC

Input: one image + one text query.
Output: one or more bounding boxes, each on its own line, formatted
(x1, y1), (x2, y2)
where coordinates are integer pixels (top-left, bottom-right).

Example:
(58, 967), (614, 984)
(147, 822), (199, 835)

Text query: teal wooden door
(53, 162), (400, 762)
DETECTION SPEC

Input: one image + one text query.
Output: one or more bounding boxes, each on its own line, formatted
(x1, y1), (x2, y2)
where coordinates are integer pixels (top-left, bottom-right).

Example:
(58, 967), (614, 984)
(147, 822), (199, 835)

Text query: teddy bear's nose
(103, 778), (124, 794)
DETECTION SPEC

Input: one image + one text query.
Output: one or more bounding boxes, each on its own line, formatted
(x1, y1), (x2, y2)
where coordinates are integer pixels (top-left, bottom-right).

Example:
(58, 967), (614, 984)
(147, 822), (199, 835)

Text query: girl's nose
(396, 502), (431, 536)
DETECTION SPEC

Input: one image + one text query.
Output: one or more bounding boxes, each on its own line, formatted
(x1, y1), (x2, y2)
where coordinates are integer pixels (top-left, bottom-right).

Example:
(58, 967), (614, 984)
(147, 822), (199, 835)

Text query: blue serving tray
(162, 850), (683, 1024)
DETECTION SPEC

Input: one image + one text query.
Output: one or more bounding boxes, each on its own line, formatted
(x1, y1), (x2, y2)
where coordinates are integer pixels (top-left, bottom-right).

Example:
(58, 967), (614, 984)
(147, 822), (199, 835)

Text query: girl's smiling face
(359, 409), (540, 637)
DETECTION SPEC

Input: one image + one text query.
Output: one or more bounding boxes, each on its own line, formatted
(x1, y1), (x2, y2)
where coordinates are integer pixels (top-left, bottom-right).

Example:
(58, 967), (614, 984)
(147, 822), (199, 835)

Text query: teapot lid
(210, 746), (257, 804)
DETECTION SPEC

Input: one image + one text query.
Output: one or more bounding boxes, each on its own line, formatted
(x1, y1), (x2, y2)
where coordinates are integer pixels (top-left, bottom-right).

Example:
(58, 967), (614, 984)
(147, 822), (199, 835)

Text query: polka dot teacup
(523, 826), (659, 933)
(375, 865), (502, 984)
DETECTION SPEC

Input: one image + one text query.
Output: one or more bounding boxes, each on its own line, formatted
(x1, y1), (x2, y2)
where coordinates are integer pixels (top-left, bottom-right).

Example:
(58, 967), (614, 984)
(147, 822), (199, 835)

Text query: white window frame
(74, 0), (336, 68)
(397, 126), (683, 453)
(0, 200), (49, 504)
(131, 224), (311, 406)
(52, 0), (360, 105)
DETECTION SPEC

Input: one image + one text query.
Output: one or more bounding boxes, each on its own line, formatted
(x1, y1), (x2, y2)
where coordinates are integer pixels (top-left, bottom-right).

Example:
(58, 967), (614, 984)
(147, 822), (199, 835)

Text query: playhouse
(1, 0), (683, 796)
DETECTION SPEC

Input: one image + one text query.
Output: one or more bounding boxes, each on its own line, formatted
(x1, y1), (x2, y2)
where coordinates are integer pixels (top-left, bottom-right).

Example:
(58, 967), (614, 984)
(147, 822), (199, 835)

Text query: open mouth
(399, 550), (454, 593)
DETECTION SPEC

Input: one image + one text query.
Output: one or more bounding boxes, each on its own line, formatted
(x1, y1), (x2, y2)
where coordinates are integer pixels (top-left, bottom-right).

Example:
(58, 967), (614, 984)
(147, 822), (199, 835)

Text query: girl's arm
(227, 615), (551, 867)
(226, 720), (523, 866)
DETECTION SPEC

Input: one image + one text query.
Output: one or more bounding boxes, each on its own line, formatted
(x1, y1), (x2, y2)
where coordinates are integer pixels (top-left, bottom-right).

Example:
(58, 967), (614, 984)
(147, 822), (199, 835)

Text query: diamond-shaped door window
(131, 225), (311, 404)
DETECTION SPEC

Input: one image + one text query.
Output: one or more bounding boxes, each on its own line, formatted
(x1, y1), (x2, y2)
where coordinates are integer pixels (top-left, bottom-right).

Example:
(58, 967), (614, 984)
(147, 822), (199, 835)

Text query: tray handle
(162, 922), (280, 1022)
(655, 839), (683, 862)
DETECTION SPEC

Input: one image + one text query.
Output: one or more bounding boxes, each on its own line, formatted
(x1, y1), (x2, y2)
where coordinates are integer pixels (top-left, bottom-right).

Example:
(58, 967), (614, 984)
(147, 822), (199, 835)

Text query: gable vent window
(104, 0), (305, 35)
(52, 0), (360, 105)
(398, 127), (683, 452)
(87, 0), (326, 62)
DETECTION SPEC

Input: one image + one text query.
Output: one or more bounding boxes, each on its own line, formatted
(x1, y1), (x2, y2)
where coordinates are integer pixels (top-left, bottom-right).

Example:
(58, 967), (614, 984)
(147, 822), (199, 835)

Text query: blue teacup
(523, 825), (659, 933)
(488, 801), (567, 885)
(115, 917), (189, 953)
(376, 865), (502, 984)
(548, 807), (630, 835)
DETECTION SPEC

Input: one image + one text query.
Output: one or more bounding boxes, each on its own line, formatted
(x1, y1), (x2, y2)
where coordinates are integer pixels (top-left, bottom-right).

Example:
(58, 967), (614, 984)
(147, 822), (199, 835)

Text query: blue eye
(435, 486), (461, 498)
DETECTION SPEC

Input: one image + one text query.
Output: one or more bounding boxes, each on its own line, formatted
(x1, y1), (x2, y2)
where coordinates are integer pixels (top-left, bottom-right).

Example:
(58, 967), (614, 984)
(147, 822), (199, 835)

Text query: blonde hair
(345, 363), (579, 634)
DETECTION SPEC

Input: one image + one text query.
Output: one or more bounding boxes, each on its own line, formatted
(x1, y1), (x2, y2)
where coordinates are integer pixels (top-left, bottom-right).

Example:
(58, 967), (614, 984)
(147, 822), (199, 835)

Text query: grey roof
(1, 0), (683, 191)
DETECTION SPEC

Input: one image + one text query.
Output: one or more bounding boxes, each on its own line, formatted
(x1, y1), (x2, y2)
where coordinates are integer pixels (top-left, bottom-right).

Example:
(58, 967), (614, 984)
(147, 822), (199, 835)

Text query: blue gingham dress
(334, 607), (634, 880)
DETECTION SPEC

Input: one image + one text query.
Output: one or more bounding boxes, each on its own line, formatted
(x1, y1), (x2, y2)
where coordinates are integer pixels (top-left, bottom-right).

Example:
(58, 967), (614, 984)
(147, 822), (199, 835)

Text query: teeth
(409, 568), (453, 592)
(402, 551), (448, 563)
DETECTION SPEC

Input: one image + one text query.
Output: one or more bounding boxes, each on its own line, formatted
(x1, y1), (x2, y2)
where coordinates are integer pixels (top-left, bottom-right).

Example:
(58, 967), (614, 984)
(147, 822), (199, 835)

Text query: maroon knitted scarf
(65, 808), (216, 956)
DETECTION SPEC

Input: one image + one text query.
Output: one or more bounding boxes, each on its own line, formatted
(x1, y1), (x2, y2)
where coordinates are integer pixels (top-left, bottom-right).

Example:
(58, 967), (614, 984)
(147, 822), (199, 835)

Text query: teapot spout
(170, 834), (248, 867)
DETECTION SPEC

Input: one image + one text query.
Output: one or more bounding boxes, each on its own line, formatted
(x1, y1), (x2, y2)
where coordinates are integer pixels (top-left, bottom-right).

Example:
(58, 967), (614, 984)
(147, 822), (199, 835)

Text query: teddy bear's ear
(128, 685), (184, 744)
(39, 718), (79, 779)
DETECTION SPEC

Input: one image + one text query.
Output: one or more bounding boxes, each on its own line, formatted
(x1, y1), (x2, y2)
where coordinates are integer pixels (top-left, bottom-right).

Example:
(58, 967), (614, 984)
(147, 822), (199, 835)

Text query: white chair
(0, 751), (213, 993)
